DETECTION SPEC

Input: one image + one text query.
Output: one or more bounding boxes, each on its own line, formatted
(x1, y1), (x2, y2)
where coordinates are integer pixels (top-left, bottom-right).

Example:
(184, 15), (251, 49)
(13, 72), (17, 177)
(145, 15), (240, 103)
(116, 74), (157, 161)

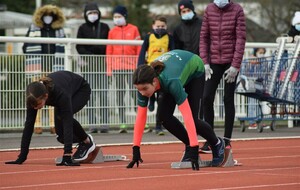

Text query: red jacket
(200, 2), (246, 69)
(106, 23), (141, 76)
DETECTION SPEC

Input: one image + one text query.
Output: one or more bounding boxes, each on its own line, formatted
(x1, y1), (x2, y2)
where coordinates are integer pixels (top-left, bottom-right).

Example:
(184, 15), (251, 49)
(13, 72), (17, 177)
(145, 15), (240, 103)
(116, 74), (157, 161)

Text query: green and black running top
(138, 49), (205, 106)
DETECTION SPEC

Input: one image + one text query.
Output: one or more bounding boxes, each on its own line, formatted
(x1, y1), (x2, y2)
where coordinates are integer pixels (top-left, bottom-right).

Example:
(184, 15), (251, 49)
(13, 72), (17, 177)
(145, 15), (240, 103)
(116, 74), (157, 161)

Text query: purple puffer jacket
(199, 2), (246, 69)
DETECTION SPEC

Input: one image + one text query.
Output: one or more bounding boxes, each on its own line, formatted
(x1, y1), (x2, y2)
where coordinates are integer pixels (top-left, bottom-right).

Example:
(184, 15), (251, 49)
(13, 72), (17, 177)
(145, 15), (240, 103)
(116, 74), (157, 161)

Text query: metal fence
(0, 37), (296, 131)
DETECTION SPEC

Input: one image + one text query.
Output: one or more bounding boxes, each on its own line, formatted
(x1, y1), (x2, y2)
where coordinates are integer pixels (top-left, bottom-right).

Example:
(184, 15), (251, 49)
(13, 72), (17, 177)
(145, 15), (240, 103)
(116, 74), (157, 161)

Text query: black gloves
(56, 155), (80, 166)
(185, 146), (200, 171)
(5, 156), (27, 165)
(126, 146), (143, 168)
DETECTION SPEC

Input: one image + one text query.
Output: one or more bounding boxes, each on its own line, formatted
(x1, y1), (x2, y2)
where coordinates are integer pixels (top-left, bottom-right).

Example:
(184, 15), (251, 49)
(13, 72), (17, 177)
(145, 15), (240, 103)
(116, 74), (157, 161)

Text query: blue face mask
(181, 11), (194, 20)
(295, 24), (300, 31)
(214, 0), (229, 8)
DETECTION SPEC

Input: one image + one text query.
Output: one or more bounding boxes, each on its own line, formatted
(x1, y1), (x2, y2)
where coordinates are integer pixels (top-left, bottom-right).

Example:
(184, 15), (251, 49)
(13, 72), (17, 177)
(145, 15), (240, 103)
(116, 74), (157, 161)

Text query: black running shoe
(199, 141), (212, 154)
(73, 134), (95, 161)
(211, 137), (225, 167)
(180, 146), (190, 162)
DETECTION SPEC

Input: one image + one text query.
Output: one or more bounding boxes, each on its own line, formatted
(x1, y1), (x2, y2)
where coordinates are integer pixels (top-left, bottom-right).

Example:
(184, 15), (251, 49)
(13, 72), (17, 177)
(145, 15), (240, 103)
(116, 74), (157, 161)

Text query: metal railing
(0, 36), (296, 130)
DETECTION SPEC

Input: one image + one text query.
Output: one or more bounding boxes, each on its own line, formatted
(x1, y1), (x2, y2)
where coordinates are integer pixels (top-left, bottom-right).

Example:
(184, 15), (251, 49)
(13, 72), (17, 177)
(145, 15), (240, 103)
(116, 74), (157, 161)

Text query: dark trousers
(203, 63), (237, 139)
(158, 77), (218, 146)
(55, 81), (91, 151)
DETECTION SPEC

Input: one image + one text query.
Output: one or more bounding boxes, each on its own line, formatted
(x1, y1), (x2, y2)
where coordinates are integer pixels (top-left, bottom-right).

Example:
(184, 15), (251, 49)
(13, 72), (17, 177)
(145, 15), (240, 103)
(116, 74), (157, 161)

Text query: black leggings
(55, 81), (91, 147)
(203, 63), (237, 139)
(157, 77), (218, 147)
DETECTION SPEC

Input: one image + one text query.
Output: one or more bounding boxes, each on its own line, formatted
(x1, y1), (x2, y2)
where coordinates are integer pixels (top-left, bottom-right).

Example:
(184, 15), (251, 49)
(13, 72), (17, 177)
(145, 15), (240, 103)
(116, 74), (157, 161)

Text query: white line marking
(0, 167), (299, 189)
(203, 183), (300, 190)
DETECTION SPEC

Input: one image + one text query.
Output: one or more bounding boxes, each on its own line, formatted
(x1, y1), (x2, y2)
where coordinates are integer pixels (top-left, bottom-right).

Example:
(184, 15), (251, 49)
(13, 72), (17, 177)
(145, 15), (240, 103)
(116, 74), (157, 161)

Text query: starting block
(55, 146), (128, 164)
(171, 148), (242, 169)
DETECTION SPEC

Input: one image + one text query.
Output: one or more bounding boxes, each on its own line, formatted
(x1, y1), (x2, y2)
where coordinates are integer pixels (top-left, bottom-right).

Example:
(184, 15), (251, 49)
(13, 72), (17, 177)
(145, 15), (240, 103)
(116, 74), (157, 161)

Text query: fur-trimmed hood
(33, 4), (65, 29)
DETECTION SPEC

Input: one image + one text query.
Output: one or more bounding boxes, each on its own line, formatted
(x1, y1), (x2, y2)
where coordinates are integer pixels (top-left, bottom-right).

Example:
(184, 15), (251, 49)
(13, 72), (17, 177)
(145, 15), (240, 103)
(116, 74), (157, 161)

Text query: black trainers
(211, 137), (225, 167)
(199, 141), (212, 154)
(73, 134), (96, 161)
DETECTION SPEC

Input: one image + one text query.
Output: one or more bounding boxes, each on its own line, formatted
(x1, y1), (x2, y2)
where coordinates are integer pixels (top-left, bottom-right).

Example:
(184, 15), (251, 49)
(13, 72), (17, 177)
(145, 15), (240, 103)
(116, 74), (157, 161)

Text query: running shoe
(211, 137), (225, 167)
(199, 141), (212, 153)
(73, 134), (96, 161)
(119, 124), (128, 133)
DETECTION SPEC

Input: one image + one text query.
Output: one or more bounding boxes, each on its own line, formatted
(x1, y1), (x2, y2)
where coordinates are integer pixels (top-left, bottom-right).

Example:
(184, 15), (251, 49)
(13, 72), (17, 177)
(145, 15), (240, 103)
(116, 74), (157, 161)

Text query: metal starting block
(171, 148), (242, 169)
(55, 146), (128, 164)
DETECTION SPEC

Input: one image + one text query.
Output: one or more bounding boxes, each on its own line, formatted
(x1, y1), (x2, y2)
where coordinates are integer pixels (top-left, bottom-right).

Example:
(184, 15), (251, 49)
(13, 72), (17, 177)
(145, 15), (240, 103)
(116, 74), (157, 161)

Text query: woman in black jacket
(5, 71), (95, 166)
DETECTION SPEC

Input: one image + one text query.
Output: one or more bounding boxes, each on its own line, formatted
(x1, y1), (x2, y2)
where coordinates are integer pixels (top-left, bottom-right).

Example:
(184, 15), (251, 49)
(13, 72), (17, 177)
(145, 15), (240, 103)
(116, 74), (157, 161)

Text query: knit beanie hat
(178, 0), (195, 14)
(292, 11), (300, 26)
(113, 5), (127, 18)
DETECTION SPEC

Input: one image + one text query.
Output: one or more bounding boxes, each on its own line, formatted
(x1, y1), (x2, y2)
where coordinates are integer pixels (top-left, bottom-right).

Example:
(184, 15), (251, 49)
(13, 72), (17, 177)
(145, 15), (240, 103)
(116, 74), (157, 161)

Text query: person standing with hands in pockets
(126, 50), (225, 171)
(199, 0), (246, 153)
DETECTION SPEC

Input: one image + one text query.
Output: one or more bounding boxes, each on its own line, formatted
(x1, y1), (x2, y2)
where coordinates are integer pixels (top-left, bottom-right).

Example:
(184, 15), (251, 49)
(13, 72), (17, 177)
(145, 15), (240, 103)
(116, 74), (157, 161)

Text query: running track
(1, 138), (300, 190)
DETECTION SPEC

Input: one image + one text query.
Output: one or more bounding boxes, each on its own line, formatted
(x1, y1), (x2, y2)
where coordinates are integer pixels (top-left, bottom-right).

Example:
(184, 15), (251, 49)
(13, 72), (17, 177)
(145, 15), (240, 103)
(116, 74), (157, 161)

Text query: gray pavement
(1, 126), (299, 150)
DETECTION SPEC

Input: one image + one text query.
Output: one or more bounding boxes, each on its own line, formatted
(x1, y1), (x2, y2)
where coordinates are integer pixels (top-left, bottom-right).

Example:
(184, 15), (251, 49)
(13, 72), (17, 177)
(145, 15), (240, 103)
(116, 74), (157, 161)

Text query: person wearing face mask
(288, 11), (300, 42)
(173, 0), (205, 122)
(137, 15), (175, 135)
(199, 0), (246, 153)
(248, 48), (267, 129)
(106, 5), (141, 133)
(76, 2), (110, 134)
(22, 4), (66, 135)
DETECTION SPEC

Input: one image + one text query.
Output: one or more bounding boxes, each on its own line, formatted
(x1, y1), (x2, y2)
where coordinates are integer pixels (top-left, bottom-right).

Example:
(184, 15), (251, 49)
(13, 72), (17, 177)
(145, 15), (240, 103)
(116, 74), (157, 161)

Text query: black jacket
(76, 2), (110, 55)
(173, 16), (202, 55)
(288, 25), (300, 42)
(20, 71), (90, 158)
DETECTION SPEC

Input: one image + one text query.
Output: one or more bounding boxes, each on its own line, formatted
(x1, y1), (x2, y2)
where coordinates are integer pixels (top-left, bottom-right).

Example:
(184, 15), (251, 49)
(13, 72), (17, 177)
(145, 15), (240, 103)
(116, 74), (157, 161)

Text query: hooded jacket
(23, 5), (65, 54)
(76, 2), (110, 55)
(200, 2), (246, 69)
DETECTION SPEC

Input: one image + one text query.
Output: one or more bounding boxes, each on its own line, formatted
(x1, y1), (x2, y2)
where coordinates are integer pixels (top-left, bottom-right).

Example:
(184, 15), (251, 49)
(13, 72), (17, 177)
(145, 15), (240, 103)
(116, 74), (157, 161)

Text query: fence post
(64, 42), (72, 71)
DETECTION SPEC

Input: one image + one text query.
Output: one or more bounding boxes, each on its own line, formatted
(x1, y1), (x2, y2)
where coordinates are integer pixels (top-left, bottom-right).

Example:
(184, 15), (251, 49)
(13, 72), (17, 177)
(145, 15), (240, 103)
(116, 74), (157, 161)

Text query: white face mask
(43, 15), (53, 24)
(295, 24), (300, 31)
(181, 11), (194, 20)
(256, 53), (265, 58)
(214, 0), (229, 8)
(87, 14), (99, 23)
(113, 17), (126, 26)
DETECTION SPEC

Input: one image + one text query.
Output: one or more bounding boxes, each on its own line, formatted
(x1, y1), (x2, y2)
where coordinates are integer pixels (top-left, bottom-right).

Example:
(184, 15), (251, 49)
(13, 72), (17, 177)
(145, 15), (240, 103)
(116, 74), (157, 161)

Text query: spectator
(106, 5), (141, 133)
(137, 15), (175, 135)
(199, 0), (246, 152)
(248, 48), (266, 129)
(173, 0), (204, 119)
(23, 4), (66, 134)
(76, 2), (110, 133)
(288, 11), (300, 42)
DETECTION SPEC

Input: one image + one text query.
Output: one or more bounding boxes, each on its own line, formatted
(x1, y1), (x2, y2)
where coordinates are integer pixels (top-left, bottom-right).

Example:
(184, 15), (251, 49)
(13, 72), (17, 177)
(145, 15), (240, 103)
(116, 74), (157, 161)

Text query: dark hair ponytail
(150, 60), (165, 75)
(26, 76), (53, 108)
(133, 61), (165, 85)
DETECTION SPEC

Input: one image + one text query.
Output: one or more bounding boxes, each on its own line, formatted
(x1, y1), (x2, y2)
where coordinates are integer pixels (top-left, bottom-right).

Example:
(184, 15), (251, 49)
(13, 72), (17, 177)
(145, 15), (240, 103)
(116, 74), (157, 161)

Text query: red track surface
(1, 138), (300, 190)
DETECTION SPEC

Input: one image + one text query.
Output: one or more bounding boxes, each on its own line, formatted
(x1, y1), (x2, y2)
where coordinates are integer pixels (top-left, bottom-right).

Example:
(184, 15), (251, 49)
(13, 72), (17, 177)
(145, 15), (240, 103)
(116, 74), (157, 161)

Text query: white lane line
(0, 167), (299, 189)
(203, 183), (300, 190)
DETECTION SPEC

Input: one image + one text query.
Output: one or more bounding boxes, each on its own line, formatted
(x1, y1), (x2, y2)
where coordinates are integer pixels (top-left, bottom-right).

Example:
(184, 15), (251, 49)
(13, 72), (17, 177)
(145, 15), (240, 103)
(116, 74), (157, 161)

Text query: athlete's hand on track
(126, 146), (143, 168)
(188, 146), (200, 170)
(5, 156), (26, 165)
